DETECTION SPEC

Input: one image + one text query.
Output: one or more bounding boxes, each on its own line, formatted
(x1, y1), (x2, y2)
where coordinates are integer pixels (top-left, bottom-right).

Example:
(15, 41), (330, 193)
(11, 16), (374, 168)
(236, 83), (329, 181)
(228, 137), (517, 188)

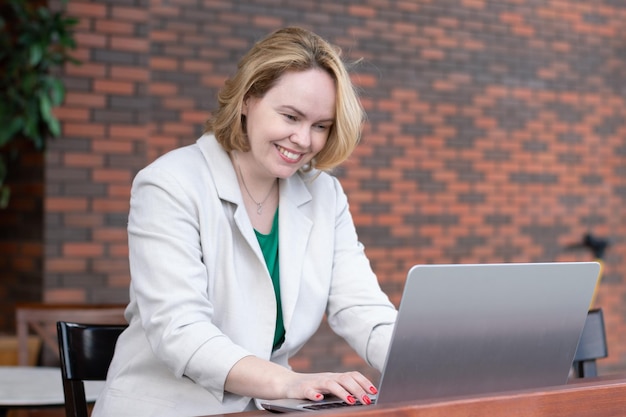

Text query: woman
(93, 27), (397, 416)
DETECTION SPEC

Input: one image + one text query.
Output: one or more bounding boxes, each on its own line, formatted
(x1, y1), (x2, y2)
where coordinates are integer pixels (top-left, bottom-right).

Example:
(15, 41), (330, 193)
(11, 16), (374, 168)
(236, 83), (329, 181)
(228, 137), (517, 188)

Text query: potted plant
(0, 0), (79, 208)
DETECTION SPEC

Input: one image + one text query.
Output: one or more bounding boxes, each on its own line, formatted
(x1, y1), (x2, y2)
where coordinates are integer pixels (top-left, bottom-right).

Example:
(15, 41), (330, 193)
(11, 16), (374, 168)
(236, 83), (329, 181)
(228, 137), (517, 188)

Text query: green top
(254, 209), (285, 350)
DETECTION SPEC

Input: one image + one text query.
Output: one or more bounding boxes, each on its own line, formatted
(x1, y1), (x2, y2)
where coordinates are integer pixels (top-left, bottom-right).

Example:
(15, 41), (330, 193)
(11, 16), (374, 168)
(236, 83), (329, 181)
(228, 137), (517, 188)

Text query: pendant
(256, 203), (263, 215)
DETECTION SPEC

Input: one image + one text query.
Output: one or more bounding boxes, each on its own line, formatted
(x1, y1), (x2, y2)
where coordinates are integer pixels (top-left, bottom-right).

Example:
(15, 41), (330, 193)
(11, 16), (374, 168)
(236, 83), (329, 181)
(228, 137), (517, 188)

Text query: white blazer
(92, 134), (397, 417)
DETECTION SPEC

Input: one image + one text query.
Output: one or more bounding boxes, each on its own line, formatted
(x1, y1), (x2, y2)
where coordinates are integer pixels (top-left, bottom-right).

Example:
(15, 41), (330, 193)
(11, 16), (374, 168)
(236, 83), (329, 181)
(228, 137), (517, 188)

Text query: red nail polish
(361, 395), (372, 405)
(346, 395), (356, 404)
(369, 386), (378, 394)
(315, 393), (323, 400)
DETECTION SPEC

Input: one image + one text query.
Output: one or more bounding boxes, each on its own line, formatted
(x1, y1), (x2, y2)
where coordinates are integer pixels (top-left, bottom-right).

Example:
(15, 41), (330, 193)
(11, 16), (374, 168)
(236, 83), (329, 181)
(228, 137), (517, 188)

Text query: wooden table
(199, 373), (626, 417)
(0, 366), (104, 416)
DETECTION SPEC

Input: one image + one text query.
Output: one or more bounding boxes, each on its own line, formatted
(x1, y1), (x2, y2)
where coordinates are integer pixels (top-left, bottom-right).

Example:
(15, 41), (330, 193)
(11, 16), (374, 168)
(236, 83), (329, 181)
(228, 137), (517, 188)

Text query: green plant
(0, 0), (79, 208)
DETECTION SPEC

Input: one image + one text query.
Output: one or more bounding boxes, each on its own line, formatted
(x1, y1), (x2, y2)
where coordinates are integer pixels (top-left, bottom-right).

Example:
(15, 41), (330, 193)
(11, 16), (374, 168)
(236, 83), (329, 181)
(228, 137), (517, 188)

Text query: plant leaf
(49, 78), (65, 106)
(0, 186), (10, 209)
(29, 43), (43, 66)
(0, 117), (24, 147)
(0, 155), (11, 209)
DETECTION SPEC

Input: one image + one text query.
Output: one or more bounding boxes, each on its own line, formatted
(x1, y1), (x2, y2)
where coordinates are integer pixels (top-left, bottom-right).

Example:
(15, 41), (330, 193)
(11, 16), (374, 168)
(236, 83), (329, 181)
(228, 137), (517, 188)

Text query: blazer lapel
(199, 134), (314, 335)
(198, 134), (265, 265)
(278, 174), (313, 332)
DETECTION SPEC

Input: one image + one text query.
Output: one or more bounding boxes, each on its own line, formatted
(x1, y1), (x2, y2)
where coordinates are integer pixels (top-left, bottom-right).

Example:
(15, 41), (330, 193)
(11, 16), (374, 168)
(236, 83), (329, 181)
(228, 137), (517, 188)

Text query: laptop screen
(377, 262), (600, 404)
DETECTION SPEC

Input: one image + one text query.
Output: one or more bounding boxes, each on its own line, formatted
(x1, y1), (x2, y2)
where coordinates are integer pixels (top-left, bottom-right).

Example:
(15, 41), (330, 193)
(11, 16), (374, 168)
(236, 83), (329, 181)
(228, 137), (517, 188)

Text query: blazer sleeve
(323, 177), (398, 371)
(127, 159), (252, 401)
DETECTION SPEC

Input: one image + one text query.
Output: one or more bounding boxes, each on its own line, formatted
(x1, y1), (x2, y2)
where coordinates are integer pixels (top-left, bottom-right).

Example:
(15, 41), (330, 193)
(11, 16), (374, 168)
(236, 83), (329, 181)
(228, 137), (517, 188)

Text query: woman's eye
(283, 114), (297, 121)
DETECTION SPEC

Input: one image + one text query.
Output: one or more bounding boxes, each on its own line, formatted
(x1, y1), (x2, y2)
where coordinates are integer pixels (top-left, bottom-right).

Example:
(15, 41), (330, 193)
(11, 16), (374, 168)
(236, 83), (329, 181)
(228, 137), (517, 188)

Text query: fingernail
(346, 395), (356, 404)
(369, 386), (378, 394)
(315, 393), (323, 400)
(361, 395), (372, 405)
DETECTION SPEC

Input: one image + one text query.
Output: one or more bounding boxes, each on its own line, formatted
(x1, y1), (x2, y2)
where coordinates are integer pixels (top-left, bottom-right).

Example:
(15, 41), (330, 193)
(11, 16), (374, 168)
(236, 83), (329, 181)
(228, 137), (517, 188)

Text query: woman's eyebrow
(281, 105), (306, 117)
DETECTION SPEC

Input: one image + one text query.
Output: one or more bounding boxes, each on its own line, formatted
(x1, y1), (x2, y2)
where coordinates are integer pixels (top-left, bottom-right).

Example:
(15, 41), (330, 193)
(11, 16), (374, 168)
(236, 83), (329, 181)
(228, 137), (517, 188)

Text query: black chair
(572, 308), (608, 378)
(56, 321), (127, 417)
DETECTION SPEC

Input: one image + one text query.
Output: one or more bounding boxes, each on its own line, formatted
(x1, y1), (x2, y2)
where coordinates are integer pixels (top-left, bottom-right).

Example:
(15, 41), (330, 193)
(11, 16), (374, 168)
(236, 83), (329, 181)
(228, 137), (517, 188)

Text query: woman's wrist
(225, 356), (295, 399)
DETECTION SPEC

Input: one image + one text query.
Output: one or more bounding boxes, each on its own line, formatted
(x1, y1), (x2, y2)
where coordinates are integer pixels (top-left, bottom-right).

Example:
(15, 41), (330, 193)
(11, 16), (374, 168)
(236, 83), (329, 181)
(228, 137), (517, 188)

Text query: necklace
(233, 153), (276, 215)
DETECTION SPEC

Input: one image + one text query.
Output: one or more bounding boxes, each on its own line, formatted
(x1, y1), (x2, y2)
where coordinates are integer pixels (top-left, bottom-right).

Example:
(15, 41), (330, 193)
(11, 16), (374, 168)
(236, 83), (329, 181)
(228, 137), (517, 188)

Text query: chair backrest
(57, 321), (127, 417)
(572, 308), (608, 378)
(16, 303), (126, 366)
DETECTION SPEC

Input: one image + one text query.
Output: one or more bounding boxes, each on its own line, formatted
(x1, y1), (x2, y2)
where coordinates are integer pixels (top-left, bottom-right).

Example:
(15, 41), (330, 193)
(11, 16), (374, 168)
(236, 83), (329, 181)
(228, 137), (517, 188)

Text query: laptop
(258, 261), (600, 412)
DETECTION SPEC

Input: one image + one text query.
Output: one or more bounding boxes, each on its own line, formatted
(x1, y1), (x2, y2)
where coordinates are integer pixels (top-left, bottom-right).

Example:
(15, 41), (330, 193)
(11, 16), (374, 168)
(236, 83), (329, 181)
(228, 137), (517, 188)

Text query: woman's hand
(283, 370), (378, 405)
(224, 356), (378, 405)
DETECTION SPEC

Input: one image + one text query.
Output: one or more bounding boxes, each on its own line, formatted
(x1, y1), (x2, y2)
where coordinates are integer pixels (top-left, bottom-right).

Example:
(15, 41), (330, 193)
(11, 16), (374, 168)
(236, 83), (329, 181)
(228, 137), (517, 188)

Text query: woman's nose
(289, 126), (311, 148)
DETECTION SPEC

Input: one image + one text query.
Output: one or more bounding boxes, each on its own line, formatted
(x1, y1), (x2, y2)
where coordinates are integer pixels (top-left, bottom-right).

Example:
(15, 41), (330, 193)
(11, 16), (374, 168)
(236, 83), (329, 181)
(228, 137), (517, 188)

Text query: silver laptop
(259, 261), (600, 412)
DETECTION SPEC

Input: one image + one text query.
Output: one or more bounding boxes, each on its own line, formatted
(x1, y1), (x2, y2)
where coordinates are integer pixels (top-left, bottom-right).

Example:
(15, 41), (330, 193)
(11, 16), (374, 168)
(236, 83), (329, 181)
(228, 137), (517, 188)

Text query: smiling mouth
(277, 145), (303, 162)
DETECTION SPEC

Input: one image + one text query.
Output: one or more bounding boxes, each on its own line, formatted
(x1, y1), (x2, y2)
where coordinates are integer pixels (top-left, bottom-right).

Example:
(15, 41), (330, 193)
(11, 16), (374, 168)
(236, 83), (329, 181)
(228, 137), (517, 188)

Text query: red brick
(92, 140), (134, 154)
(421, 48), (445, 60)
(65, 62), (107, 78)
(161, 97), (195, 109)
(44, 289), (87, 303)
(46, 198), (89, 211)
(63, 243), (104, 257)
(93, 228), (127, 242)
(351, 73), (377, 88)
(151, 4), (181, 17)
(95, 20), (136, 35)
(64, 153), (105, 168)
(201, 75), (228, 88)
(348, 5), (376, 18)
(64, 123), (106, 137)
(252, 16), (283, 29)
(64, 214), (104, 228)
(110, 66), (150, 81)
(46, 258), (88, 272)
(109, 125), (149, 140)
(110, 6), (149, 22)
(92, 198), (130, 212)
(93, 79), (136, 95)
(108, 273), (131, 287)
(150, 30), (178, 42)
(181, 110), (210, 124)
(182, 59), (213, 73)
(150, 57), (179, 71)
(92, 169), (133, 183)
(162, 122), (195, 135)
(11, 257), (36, 273)
(110, 36), (150, 52)
(149, 82), (179, 96)
(52, 107), (90, 121)
(67, 2), (108, 18)
(92, 258), (131, 273)
(64, 93), (107, 108)
(108, 184), (132, 198)
(76, 32), (108, 48)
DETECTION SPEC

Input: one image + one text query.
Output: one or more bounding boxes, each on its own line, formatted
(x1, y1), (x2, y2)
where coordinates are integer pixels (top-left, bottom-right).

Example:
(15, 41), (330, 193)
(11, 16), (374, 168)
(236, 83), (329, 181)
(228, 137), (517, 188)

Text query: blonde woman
(93, 27), (397, 417)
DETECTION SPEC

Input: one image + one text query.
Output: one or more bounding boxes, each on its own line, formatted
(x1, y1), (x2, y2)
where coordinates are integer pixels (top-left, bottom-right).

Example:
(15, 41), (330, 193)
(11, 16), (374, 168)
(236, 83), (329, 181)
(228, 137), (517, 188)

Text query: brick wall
(0, 142), (43, 331)
(8, 0), (623, 378)
(44, 0), (149, 304)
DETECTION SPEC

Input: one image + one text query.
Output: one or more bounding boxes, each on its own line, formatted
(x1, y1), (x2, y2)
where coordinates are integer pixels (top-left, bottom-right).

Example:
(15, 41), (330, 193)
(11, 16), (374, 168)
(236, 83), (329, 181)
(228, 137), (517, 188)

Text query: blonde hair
(205, 27), (365, 172)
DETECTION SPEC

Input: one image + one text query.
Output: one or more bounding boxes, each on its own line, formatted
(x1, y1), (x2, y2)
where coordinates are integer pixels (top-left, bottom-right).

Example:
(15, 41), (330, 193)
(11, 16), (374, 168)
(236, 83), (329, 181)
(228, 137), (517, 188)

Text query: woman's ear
(241, 97), (249, 116)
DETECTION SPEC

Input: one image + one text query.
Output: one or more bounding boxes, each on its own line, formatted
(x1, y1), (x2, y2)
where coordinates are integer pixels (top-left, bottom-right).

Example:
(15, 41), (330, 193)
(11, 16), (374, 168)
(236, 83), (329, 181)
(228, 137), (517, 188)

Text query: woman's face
(241, 68), (336, 180)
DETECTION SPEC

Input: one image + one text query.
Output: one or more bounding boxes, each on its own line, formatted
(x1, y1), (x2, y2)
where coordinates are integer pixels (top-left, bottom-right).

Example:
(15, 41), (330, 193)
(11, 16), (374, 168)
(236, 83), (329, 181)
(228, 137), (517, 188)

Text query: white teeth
(278, 146), (300, 160)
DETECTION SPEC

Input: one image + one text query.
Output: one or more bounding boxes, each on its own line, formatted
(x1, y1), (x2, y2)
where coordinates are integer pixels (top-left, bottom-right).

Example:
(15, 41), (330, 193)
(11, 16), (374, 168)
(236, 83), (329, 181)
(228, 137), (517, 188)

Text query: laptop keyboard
(302, 398), (376, 410)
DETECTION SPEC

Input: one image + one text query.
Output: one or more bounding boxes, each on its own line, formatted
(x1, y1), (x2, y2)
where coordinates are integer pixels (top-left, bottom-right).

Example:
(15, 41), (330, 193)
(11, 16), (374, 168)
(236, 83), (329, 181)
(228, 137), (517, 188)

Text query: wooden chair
(16, 303), (126, 366)
(57, 321), (127, 417)
(572, 308), (608, 378)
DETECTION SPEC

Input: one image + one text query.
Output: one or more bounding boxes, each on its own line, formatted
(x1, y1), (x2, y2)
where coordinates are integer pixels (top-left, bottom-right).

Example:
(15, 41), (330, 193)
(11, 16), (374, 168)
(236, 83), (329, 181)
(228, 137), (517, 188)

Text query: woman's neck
(231, 151), (279, 233)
